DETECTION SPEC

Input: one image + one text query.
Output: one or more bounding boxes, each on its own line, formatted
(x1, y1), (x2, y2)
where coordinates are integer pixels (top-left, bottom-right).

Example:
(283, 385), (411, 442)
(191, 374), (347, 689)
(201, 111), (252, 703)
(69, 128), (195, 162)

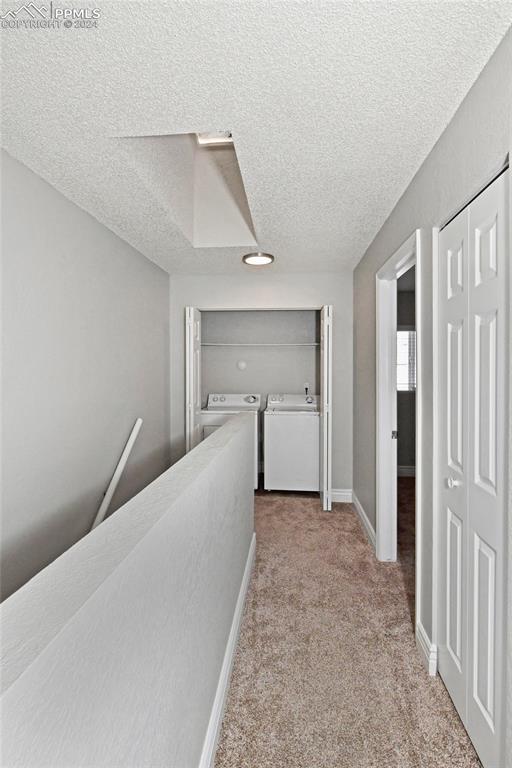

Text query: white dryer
(201, 394), (260, 489)
(264, 394), (320, 492)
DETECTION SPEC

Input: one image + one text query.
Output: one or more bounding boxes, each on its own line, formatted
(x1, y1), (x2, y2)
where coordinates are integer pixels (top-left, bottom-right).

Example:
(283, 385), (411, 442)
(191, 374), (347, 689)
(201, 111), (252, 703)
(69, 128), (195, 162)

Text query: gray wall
(1, 414), (254, 767)
(353, 30), (511, 641)
(397, 291), (415, 327)
(397, 393), (416, 469)
(170, 271), (353, 491)
(397, 289), (416, 469)
(1, 152), (171, 600)
(202, 310), (318, 405)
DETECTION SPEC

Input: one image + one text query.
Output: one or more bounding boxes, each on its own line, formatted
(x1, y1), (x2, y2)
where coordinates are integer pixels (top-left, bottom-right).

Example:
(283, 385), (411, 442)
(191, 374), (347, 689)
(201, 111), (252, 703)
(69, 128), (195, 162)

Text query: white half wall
(0, 414), (255, 768)
(1, 151), (171, 600)
(169, 270), (353, 491)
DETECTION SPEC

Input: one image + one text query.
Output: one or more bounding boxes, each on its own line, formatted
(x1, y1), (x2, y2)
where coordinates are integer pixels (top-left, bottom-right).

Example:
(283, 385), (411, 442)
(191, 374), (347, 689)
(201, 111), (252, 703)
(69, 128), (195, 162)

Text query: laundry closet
(185, 306), (333, 509)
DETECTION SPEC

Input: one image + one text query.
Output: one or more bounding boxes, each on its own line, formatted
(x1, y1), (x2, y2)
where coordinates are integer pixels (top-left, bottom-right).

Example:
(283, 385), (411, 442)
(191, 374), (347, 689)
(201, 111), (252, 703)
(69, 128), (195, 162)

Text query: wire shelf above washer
(201, 342), (319, 347)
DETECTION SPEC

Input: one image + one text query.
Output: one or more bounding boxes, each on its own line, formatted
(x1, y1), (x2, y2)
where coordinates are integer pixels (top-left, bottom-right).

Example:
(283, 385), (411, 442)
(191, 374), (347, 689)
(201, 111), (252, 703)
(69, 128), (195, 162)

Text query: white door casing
(375, 231), (419, 563)
(185, 307), (202, 452)
(320, 305), (333, 511)
(437, 171), (508, 768)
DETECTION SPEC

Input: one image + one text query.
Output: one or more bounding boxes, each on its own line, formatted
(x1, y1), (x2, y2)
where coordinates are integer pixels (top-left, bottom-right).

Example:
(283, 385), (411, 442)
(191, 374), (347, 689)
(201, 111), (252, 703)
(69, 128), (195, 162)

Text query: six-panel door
(437, 171), (508, 768)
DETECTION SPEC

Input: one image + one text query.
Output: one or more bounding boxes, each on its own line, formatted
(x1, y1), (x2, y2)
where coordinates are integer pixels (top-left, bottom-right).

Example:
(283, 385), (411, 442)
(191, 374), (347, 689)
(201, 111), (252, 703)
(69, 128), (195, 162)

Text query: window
(397, 330), (416, 391)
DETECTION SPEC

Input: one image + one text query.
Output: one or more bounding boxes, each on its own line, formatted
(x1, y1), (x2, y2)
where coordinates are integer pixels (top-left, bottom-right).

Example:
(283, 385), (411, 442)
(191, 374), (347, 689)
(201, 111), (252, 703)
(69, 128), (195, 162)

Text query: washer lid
(266, 394), (319, 412)
(206, 393), (261, 410)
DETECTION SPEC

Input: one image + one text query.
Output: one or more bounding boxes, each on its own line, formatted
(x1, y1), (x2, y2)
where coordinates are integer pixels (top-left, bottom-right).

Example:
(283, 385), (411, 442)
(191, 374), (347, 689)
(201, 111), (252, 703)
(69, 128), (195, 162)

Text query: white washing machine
(264, 394), (320, 492)
(201, 394), (260, 489)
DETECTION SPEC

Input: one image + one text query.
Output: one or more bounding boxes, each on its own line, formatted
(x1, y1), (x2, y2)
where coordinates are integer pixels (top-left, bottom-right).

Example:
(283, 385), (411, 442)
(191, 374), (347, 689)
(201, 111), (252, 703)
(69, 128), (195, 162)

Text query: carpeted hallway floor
(214, 481), (481, 768)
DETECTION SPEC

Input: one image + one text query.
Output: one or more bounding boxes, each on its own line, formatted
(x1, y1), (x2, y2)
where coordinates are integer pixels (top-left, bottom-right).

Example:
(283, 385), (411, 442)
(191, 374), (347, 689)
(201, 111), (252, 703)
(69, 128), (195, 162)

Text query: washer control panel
(266, 394), (319, 412)
(206, 393), (261, 410)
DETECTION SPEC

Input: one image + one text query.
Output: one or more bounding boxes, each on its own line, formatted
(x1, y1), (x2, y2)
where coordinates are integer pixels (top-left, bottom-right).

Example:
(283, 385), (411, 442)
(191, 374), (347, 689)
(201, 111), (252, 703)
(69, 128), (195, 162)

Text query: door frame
(375, 231), (423, 619)
(184, 304), (333, 510)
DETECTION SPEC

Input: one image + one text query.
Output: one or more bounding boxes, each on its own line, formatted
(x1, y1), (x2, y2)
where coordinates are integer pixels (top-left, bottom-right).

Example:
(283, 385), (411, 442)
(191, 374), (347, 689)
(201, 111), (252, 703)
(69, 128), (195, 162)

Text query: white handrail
(91, 418), (143, 530)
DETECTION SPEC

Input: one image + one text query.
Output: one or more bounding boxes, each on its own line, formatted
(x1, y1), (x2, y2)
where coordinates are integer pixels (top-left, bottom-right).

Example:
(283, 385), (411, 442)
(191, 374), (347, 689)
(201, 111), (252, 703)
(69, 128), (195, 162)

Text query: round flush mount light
(242, 252), (275, 266)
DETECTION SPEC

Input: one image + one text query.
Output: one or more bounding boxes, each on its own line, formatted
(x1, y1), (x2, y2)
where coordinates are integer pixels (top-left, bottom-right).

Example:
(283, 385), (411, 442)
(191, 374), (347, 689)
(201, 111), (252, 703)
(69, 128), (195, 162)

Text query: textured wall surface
(353, 31), (511, 643)
(0, 414), (254, 767)
(170, 271), (353, 491)
(1, 152), (170, 600)
(1, 2), (511, 273)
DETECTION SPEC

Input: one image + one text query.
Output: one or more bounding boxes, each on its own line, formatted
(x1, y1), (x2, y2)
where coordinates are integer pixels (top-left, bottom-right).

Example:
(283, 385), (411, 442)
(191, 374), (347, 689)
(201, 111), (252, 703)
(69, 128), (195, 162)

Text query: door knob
(447, 477), (462, 489)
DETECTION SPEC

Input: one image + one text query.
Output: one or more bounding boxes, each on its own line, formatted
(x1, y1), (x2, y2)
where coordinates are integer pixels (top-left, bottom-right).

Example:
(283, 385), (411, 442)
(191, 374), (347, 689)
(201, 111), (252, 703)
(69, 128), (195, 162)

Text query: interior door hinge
(391, 430), (398, 439)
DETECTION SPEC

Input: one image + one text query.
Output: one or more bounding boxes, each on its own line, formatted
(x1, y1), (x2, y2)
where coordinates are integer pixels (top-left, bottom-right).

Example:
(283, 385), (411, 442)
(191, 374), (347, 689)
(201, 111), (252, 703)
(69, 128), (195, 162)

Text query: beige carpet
(214, 483), (481, 768)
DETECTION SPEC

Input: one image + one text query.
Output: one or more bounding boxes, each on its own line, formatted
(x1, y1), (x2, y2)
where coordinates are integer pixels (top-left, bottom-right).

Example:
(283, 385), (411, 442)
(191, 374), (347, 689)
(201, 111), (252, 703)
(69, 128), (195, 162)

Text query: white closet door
(437, 170), (508, 768)
(438, 206), (470, 720)
(320, 305), (333, 511)
(466, 172), (507, 767)
(185, 307), (202, 452)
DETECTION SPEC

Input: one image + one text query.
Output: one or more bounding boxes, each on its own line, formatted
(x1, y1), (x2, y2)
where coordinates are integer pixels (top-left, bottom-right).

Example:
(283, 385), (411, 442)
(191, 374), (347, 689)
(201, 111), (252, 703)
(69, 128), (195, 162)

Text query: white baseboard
(352, 492), (376, 549)
(199, 533), (256, 768)
(416, 621), (437, 677)
(398, 465), (416, 477)
(331, 488), (353, 503)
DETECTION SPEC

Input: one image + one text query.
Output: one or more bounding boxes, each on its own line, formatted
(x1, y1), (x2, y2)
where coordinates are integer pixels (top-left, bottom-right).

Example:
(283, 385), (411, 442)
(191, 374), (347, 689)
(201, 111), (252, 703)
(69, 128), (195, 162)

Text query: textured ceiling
(2, 1), (511, 274)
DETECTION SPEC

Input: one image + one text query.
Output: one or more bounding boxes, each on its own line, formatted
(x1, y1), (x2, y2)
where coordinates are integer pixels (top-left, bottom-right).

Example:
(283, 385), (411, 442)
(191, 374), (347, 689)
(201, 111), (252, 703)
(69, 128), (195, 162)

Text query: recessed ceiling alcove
(119, 133), (257, 249)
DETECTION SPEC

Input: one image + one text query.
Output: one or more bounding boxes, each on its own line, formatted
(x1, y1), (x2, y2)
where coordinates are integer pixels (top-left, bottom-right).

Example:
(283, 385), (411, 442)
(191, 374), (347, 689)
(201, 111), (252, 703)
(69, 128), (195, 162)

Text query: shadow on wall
(0, 448), (168, 601)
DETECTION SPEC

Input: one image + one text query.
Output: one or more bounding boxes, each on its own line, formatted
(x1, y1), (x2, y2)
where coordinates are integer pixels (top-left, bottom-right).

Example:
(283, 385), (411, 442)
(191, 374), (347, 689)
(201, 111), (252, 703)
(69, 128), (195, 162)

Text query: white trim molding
(416, 621), (438, 677)
(398, 465), (416, 477)
(199, 533), (256, 768)
(375, 230), (421, 562)
(331, 488), (353, 503)
(352, 493), (376, 549)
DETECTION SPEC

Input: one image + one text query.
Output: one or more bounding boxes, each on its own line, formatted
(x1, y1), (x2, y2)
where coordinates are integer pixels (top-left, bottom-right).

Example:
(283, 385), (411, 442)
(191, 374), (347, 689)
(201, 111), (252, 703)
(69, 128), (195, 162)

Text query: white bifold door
(437, 170), (508, 768)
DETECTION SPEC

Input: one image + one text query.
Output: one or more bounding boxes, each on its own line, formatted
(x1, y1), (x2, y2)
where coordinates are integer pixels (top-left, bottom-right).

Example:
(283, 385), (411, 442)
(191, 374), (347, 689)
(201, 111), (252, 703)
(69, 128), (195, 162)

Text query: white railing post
(91, 418), (143, 530)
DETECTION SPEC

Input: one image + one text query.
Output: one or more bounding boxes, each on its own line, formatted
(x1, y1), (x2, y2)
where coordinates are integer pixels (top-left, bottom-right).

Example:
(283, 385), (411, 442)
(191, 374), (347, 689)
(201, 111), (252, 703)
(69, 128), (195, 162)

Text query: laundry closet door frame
(432, 160), (510, 767)
(190, 305), (332, 510)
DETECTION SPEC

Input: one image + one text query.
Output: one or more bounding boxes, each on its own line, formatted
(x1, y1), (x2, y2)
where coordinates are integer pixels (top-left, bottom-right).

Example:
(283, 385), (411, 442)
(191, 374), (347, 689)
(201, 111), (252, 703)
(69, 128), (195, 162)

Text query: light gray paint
(353, 31), (511, 644)
(2, 3), (511, 273)
(1, 152), (170, 600)
(0, 414), (254, 767)
(170, 271), (353, 490)
(202, 310), (318, 406)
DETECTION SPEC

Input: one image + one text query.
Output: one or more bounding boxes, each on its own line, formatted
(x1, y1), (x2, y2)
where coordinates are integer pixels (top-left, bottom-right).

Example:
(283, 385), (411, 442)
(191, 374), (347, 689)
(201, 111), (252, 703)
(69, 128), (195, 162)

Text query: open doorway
(375, 228), (426, 658)
(396, 265), (416, 625)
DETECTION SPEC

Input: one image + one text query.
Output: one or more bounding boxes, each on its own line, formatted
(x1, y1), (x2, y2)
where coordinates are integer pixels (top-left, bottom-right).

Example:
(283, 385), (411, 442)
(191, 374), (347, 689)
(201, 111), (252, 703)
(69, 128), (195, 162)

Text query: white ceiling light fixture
(242, 252), (275, 266)
(196, 131), (233, 147)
